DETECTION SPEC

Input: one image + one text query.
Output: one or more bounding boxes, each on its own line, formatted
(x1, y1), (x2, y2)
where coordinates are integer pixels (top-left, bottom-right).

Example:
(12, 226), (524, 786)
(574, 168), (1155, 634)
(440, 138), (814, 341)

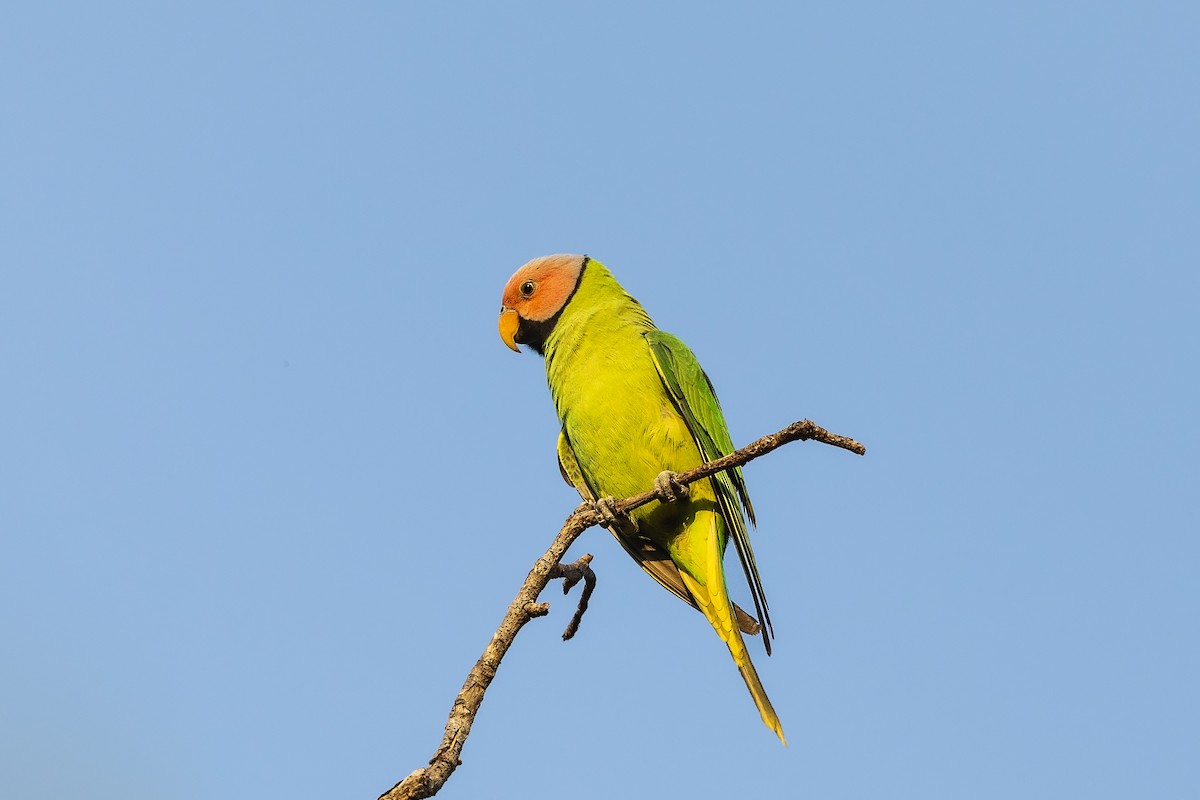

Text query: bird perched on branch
(498, 254), (785, 743)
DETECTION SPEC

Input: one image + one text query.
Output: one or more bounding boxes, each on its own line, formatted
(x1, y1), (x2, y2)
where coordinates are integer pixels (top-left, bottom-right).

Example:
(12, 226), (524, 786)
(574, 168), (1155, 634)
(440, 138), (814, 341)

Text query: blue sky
(2, 3), (1196, 798)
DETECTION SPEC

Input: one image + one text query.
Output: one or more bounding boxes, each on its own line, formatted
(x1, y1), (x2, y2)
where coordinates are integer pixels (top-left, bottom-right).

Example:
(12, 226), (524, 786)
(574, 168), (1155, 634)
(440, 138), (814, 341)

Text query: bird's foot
(590, 496), (636, 533)
(654, 470), (689, 503)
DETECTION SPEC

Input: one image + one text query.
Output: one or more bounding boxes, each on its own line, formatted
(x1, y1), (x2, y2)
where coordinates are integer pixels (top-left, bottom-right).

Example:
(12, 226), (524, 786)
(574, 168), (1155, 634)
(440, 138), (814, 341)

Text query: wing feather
(645, 331), (774, 650)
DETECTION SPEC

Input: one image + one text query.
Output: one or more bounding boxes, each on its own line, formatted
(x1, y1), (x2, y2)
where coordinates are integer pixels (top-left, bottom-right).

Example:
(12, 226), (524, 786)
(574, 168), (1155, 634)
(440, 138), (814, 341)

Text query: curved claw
(654, 470), (689, 504)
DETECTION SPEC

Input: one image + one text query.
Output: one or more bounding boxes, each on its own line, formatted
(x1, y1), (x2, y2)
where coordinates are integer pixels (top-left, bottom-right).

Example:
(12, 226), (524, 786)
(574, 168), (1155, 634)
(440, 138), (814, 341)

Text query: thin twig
(379, 419), (864, 800)
(550, 554), (596, 640)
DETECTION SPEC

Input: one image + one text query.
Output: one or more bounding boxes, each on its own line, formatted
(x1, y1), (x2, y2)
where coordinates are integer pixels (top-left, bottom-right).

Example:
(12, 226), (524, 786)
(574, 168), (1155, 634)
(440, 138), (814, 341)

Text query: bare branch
(379, 419), (864, 800)
(608, 419), (865, 519)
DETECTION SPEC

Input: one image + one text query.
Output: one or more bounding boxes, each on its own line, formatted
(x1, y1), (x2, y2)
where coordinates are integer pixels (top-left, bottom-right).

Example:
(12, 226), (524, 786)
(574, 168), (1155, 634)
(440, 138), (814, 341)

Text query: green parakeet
(498, 254), (785, 743)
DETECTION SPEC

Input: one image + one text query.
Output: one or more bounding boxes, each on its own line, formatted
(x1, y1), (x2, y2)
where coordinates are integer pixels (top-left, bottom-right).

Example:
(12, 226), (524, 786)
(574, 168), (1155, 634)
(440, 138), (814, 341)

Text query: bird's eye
(520, 281), (535, 297)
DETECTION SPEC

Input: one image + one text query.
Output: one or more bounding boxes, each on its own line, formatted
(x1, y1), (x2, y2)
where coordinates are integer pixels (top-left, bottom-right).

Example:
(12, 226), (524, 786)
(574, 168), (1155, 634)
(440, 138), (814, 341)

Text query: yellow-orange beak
(498, 308), (521, 352)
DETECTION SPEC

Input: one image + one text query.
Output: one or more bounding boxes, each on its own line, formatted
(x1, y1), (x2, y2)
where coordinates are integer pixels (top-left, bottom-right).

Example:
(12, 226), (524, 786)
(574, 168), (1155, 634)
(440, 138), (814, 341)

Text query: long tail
(678, 541), (786, 745)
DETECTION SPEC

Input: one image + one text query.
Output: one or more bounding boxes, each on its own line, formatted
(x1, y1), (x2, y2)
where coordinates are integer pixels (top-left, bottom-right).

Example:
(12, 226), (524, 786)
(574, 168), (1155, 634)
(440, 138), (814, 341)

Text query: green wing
(645, 331), (774, 648)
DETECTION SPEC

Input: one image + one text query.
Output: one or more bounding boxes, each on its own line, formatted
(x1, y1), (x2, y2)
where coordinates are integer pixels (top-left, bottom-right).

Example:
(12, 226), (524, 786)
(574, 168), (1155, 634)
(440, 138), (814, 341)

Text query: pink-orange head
(498, 254), (587, 352)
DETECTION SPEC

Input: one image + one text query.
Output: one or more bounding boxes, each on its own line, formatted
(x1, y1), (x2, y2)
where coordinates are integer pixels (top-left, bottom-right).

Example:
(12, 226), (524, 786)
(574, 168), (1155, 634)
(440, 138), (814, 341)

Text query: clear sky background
(2, 3), (1196, 799)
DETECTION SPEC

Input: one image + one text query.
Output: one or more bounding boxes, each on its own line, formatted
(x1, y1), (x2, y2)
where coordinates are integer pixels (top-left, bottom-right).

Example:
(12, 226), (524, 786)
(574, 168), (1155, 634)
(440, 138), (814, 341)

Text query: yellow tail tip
(766, 717), (787, 746)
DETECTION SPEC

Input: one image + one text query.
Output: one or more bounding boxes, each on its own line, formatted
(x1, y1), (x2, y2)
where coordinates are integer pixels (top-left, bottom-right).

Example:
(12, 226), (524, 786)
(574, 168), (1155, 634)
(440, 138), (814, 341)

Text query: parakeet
(498, 254), (785, 743)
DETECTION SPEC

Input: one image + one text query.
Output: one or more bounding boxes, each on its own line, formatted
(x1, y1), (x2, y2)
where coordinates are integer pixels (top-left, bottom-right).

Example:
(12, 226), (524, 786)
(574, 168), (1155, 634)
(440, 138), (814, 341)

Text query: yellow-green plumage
(531, 257), (785, 743)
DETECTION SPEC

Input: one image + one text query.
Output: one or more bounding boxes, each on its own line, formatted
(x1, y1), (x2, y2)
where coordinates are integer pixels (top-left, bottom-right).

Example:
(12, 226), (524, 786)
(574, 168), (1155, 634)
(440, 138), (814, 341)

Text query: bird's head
(498, 254), (586, 354)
